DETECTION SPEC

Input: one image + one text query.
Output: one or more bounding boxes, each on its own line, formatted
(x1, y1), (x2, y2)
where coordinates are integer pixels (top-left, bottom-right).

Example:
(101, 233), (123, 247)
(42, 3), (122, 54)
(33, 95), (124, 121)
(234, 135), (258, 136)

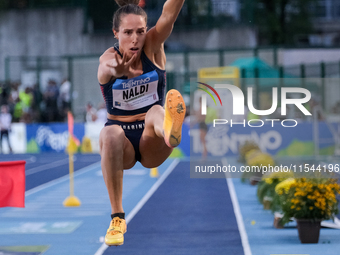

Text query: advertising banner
(190, 121), (335, 157)
(26, 123), (84, 153)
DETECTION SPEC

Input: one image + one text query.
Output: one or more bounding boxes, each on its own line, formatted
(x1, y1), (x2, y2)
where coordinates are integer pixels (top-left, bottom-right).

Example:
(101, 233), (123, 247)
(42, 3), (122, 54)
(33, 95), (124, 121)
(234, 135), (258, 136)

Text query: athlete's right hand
(106, 52), (138, 78)
(98, 48), (143, 84)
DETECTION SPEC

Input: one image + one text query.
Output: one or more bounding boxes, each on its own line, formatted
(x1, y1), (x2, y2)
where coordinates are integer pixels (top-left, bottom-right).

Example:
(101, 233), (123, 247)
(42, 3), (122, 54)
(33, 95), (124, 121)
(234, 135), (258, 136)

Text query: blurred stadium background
(1, 0), (340, 156)
(1, 1), (340, 255)
(1, 0), (340, 120)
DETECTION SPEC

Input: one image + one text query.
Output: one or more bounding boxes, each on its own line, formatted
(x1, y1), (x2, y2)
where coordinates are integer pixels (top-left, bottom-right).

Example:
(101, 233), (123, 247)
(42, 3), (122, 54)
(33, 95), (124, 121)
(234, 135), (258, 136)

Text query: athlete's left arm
(145, 0), (185, 52)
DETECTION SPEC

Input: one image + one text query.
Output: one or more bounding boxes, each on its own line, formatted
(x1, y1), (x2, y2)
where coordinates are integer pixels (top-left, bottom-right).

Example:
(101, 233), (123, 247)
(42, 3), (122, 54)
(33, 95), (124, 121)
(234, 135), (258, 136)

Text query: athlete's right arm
(97, 47), (137, 84)
(98, 48), (117, 84)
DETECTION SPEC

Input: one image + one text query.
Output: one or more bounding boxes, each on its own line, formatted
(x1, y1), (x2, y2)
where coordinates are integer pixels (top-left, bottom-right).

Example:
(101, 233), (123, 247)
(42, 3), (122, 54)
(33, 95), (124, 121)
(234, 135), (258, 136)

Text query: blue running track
(0, 153), (101, 190)
(102, 160), (243, 255)
(2, 154), (338, 255)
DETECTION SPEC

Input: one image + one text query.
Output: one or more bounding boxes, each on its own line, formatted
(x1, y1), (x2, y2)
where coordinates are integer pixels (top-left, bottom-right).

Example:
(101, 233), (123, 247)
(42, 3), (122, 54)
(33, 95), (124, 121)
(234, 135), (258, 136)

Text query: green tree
(252, 0), (316, 45)
(0, 0), (9, 10)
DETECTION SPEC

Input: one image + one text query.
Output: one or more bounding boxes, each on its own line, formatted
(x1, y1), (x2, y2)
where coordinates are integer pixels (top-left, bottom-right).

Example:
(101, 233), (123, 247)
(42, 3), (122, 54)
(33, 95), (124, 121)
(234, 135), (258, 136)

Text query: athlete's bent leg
(99, 125), (135, 246)
(140, 89), (186, 168)
(140, 105), (172, 168)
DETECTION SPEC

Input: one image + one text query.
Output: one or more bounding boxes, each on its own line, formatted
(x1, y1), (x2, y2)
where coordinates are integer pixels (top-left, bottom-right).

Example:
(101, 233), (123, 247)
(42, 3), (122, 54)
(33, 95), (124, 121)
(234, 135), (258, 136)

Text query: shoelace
(108, 218), (124, 235)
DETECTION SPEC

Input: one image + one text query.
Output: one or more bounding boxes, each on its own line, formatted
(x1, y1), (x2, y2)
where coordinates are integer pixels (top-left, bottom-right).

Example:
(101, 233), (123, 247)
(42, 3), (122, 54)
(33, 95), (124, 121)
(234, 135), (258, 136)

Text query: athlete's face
(114, 14), (147, 58)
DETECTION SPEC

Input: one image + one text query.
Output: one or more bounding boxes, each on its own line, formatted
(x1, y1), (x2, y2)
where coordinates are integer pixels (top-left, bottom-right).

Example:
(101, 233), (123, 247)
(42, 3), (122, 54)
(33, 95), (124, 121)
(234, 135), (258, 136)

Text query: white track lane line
(222, 157), (252, 255)
(25, 161), (101, 196)
(94, 158), (180, 255)
(25, 158), (69, 176)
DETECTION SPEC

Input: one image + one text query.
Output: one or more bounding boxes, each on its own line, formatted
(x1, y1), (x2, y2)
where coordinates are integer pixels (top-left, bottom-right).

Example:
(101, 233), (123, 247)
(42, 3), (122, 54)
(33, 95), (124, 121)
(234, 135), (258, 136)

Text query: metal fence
(3, 47), (340, 121)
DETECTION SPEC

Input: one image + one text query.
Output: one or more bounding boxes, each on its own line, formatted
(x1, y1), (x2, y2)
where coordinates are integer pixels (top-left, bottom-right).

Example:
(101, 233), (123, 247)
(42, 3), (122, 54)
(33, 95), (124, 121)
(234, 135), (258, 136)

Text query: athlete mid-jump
(97, 0), (186, 246)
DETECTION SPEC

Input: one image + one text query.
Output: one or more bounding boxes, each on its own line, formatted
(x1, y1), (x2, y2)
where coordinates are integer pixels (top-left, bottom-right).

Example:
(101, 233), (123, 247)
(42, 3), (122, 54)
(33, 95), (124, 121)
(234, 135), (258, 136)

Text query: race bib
(112, 70), (159, 111)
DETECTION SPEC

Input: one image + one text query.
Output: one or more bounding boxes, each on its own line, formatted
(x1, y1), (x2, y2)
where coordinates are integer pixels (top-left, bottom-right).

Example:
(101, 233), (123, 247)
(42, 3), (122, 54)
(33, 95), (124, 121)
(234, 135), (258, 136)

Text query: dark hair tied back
(113, 0), (147, 31)
(115, 0), (140, 7)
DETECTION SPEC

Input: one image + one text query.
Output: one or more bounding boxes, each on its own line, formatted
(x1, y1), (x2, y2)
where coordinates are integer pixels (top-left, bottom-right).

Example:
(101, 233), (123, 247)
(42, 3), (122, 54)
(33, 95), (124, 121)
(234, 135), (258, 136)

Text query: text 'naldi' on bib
(112, 70), (159, 111)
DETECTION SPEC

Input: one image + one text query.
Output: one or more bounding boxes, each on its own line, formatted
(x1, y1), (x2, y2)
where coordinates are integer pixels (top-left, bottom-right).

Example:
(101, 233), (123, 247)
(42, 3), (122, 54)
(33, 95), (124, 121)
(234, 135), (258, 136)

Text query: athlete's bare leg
(140, 105), (173, 168)
(99, 125), (136, 214)
(140, 90), (186, 168)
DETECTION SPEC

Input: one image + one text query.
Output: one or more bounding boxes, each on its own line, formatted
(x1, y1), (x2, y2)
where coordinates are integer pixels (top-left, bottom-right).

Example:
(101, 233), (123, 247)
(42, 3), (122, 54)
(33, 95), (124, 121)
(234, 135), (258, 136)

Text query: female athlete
(97, 0), (186, 246)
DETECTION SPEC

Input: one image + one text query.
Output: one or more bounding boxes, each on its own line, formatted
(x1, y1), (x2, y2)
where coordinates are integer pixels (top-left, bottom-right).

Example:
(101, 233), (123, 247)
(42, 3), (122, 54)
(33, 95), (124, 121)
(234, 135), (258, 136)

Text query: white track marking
(25, 162), (101, 196)
(222, 157), (252, 255)
(94, 159), (179, 255)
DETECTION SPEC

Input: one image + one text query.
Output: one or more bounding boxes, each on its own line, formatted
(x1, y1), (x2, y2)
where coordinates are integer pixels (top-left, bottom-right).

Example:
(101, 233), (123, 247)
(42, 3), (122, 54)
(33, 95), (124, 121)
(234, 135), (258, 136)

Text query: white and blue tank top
(100, 47), (167, 116)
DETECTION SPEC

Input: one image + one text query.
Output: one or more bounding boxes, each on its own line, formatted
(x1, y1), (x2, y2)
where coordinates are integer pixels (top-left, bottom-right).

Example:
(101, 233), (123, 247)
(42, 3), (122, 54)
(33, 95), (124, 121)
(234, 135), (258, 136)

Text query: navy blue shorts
(105, 119), (145, 162)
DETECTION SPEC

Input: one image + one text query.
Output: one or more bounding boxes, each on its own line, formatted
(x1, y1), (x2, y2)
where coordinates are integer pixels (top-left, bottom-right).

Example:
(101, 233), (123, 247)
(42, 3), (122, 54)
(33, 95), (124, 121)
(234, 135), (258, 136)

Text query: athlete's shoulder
(145, 28), (164, 53)
(101, 47), (121, 64)
(143, 39), (166, 70)
(105, 47), (116, 54)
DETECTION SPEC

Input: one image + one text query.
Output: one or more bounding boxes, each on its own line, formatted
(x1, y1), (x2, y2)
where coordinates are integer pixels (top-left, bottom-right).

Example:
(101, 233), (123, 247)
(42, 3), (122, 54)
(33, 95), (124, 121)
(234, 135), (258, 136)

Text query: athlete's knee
(144, 105), (164, 129)
(141, 161), (159, 169)
(99, 125), (125, 153)
(149, 104), (163, 112)
(145, 105), (163, 118)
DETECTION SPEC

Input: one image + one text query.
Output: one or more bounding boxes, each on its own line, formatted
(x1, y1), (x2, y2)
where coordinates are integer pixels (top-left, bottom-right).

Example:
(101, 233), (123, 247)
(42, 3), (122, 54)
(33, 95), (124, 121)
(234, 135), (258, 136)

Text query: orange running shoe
(104, 217), (127, 246)
(163, 89), (186, 148)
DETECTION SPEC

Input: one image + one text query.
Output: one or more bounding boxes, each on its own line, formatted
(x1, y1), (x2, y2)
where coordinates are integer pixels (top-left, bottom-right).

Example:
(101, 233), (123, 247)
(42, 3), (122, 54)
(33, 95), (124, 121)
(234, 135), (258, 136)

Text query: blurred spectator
(10, 82), (20, 103)
(59, 78), (71, 121)
(86, 102), (97, 122)
(331, 101), (340, 114)
(8, 82), (24, 122)
(0, 105), (13, 153)
(43, 79), (60, 122)
(31, 83), (43, 123)
(195, 97), (208, 159)
(96, 102), (107, 125)
(0, 85), (3, 105)
(12, 98), (23, 122)
(0, 83), (10, 106)
(19, 87), (34, 123)
(6, 82), (17, 118)
(308, 94), (323, 121)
